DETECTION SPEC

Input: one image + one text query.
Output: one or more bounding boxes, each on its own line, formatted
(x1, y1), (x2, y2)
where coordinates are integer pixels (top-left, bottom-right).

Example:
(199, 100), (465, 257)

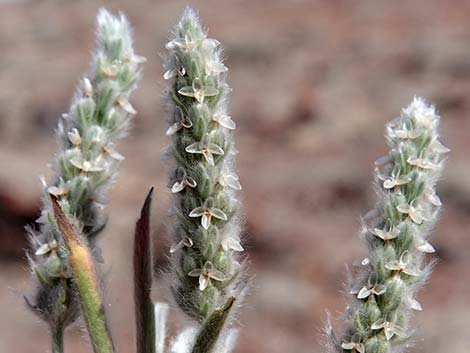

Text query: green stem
(50, 324), (64, 353)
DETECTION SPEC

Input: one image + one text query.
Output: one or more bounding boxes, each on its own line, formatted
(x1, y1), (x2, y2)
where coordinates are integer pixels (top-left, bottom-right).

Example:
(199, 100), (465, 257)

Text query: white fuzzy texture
(27, 8), (144, 327)
(329, 97), (448, 353)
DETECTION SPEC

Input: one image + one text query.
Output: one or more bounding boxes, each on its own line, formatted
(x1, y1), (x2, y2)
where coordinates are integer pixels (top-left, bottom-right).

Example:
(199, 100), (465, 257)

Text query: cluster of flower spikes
(27, 8), (144, 328)
(164, 8), (244, 322)
(331, 97), (449, 353)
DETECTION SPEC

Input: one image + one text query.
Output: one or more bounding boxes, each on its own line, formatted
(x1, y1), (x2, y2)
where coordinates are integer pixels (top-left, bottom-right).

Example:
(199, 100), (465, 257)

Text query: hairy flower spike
(26, 7), (143, 342)
(328, 97), (448, 353)
(163, 7), (245, 351)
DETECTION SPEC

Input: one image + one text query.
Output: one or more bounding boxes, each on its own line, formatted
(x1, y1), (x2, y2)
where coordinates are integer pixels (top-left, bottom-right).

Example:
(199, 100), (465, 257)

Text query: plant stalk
(50, 324), (64, 353)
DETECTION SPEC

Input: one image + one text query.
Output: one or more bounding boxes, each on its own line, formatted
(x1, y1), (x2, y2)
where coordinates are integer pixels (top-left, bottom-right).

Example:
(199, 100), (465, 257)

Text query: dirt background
(0, 1), (469, 352)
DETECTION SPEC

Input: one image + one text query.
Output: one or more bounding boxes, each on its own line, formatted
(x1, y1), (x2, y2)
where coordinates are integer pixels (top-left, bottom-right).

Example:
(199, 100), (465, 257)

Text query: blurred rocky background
(0, 1), (469, 352)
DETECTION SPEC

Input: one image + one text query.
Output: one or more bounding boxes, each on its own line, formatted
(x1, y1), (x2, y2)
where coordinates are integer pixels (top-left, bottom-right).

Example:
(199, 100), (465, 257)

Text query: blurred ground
(0, 1), (469, 353)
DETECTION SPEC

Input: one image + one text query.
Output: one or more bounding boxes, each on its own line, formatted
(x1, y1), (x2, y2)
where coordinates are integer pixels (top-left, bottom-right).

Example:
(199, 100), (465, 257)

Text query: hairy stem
(50, 323), (64, 353)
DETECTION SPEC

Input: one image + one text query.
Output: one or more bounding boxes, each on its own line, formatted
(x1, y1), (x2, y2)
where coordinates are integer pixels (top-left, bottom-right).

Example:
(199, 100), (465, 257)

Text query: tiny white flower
(35, 240), (58, 256)
(371, 319), (405, 341)
(166, 34), (219, 52)
(67, 128), (82, 146)
(422, 187), (441, 207)
(212, 113), (236, 130)
(101, 63), (119, 78)
(47, 178), (68, 197)
(166, 107), (193, 136)
(170, 236), (194, 253)
(165, 34), (198, 51)
(372, 226), (400, 241)
(341, 341), (365, 353)
(407, 155), (437, 170)
(185, 134), (224, 166)
(361, 257), (371, 266)
(385, 251), (419, 276)
(103, 144), (125, 161)
(163, 66), (186, 80)
(70, 156), (105, 173)
(219, 166), (242, 190)
(428, 139), (450, 154)
(397, 200), (428, 224)
(415, 239), (435, 253)
(383, 169), (411, 189)
(178, 78), (218, 103)
(189, 197), (227, 230)
(163, 57), (186, 80)
(205, 59), (228, 75)
(82, 78), (93, 97)
(201, 38), (221, 51)
(357, 283), (386, 299)
(187, 261), (225, 291)
(171, 170), (197, 193)
(404, 97), (437, 129)
(393, 124), (423, 140)
(123, 52), (147, 64)
(221, 235), (244, 252)
(405, 295), (422, 311)
(116, 96), (137, 114)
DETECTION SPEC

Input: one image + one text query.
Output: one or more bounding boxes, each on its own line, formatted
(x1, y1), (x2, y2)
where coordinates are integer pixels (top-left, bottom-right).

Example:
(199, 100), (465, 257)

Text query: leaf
(134, 187), (156, 353)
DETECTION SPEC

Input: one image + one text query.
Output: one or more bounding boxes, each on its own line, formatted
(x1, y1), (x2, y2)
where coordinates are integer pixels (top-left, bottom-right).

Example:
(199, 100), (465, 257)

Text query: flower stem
(50, 324), (64, 353)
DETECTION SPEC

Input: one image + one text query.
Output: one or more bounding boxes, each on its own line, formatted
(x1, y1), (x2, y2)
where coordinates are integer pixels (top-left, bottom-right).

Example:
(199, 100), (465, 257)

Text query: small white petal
(35, 243), (52, 256)
(171, 181), (185, 193)
(208, 143), (224, 155)
(83, 78), (93, 97)
(189, 207), (205, 218)
(204, 152), (215, 166)
(429, 140), (450, 154)
(188, 269), (202, 277)
(165, 122), (183, 136)
(163, 68), (177, 80)
(186, 177), (197, 188)
(357, 287), (371, 299)
(117, 97), (137, 114)
(67, 128), (81, 146)
(408, 297), (422, 311)
(201, 213), (211, 230)
(103, 145), (125, 161)
(199, 275), (209, 291)
(170, 241), (184, 254)
(131, 54), (147, 64)
(210, 208), (228, 221)
(213, 113), (236, 130)
(341, 342), (355, 350)
(101, 63), (118, 78)
(416, 241), (435, 253)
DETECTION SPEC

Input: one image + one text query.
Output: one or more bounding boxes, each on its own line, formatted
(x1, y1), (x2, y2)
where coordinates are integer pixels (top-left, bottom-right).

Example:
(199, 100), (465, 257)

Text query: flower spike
(327, 97), (448, 353)
(163, 7), (245, 352)
(26, 7), (143, 341)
